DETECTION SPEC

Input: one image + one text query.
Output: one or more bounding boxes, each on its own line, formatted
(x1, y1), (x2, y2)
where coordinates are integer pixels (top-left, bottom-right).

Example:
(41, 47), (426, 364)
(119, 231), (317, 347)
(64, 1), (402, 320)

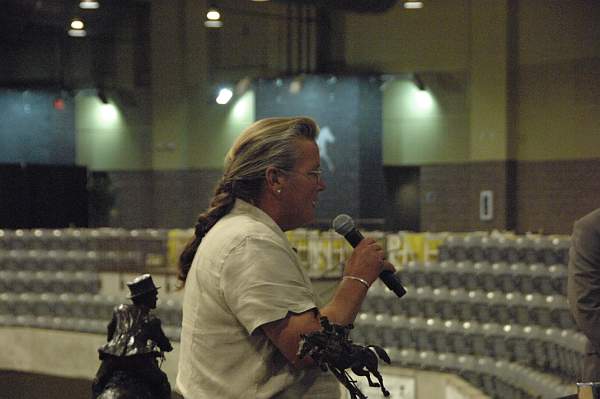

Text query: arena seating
(0, 228), (581, 398)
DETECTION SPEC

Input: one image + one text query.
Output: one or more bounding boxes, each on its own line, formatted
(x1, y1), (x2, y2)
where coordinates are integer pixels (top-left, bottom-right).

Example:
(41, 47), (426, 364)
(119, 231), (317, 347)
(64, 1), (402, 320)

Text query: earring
(276, 189), (282, 194)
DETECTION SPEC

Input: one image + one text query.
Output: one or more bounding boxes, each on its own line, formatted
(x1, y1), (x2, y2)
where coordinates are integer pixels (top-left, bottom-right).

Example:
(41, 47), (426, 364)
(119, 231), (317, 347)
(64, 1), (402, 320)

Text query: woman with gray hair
(176, 116), (392, 398)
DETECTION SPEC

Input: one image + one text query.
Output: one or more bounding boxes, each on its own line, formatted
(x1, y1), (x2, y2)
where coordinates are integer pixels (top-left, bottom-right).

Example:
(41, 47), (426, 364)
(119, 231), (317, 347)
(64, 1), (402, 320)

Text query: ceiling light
(205, 7), (223, 28)
(70, 19), (85, 30)
(68, 29), (87, 37)
(413, 73), (426, 91)
(68, 18), (86, 37)
(404, 1), (424, 9)
(204, 20), (223, 28)
(79, 0), (100, 9)
(97, 89), (109, 104)
(216, 88), (233, 105)
(206, 8), (221, 21)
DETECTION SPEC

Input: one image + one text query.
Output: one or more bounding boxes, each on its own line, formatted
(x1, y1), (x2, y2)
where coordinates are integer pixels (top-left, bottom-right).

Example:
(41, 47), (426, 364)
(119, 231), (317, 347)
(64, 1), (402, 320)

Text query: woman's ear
(265, 166), (283, 194)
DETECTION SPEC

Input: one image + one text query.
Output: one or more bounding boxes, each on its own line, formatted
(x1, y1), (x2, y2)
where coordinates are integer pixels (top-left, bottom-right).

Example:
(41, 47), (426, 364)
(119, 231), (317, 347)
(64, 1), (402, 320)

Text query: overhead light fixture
(413, 73), (426, 91)
(70, 19), (84, 30)
(79, 0), (100, 9)
(404, 1), (424, 9)
(216, 87), (233, 105)
(205, 7), (223, 28)
(206, 8), (220, 20)
(289, 75), (305, 94)
(97, 89), (109, 104)
(68, 18), (87, 37)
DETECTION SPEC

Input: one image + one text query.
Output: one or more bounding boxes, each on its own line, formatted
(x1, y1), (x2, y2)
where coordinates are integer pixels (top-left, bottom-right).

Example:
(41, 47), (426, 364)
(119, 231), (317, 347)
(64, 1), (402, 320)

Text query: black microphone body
(333, 214), (407, 298)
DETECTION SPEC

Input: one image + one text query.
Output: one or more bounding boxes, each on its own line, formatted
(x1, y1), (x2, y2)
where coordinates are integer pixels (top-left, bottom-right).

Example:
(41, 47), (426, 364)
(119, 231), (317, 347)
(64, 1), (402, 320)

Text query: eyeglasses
(280, 168), (323, 184)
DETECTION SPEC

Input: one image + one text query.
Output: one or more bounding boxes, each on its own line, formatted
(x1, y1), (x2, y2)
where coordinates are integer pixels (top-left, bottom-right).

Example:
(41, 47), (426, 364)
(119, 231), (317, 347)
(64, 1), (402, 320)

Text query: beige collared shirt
(176, 199), (340, 398)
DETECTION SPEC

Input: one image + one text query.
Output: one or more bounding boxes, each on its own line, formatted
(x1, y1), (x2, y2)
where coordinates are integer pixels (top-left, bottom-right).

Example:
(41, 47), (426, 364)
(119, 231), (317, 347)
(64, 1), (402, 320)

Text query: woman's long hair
(177, 116), (318, 285)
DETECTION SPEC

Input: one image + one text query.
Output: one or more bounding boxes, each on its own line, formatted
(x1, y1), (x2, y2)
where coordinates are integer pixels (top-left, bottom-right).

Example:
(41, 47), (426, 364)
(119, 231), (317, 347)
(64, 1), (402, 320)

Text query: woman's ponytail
(177, 181), (235, 285)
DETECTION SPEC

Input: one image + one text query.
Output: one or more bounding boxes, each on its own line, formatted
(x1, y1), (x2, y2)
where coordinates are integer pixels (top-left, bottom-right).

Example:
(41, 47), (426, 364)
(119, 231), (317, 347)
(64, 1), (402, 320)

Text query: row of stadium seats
(0, 292), (182, 342)
(354, 311), (585, 381)
(0, 289), (578, 397)
(0, 228), (167, 251)
(400, 260), (567, 295)
(0, 228), (571, 274)
(363, 283), (574, 330)
(438, 234), (571, 265)
(0, 228), (167, 268)
(1, 284), (577, 392)
(386, 349), (575, 399)
(0, 270), (100, 294)
(0, 249), (147, 272)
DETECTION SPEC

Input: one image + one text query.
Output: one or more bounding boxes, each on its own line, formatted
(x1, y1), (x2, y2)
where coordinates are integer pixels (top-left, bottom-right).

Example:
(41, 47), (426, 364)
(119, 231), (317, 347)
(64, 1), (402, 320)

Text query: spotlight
(79, 0), (100, 9)
(70, 18), (84, 30)
(404, 1), (424, 9)
(205, 6), (223, 28)
(97, 89), (109, 104)
(289, 75), (304, 94)
(68, 29), (87, 37)
(206, 8), (221, 21)
(68, 18), (87, 37)
(216, 87), (233, 105)
(413, 73), (426, 91)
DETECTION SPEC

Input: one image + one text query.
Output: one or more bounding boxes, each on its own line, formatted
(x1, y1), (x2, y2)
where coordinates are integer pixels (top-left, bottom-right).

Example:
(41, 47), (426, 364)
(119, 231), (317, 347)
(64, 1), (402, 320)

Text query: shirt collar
(231, 198), (285, 238)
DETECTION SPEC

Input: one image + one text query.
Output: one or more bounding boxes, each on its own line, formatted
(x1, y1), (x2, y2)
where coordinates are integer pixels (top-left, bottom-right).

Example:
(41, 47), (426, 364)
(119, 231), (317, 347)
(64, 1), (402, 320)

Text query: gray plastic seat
(426, 261), (445, 288)
(524, 293), (547, 326)
(425, 318), (449, 353)
(4, 250), (25, 271)
(477, 261), (496, 292)
(549, 264), (568, 295)
(389, 315), (415, 350)
(440, 260), (462, 289)
(0, 230), (9, 251)
(464, 235), (487, 262)
(524, 237), (546, 264)
(482, 322), (510, 360)
(447, 320), (471, 355)
(506, 237), (527, 263)
(36, 293), (58, 317)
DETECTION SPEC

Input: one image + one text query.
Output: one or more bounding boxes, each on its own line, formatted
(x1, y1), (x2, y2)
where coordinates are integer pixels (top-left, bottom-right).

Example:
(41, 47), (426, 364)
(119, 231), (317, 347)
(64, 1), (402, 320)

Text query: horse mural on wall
(317, 126), (336, 172)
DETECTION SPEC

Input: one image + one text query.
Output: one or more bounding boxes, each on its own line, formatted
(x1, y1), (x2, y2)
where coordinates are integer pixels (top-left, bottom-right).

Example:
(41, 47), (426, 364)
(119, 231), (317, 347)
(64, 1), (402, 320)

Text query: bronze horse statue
(298, 317), (390, 399)
(96, 368), (156, 399)
(92, 275), (173, 399)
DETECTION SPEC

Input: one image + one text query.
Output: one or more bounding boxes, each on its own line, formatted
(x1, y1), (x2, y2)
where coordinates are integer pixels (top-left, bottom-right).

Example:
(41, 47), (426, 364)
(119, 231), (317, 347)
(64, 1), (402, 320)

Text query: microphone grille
(332, 214), (355, 235)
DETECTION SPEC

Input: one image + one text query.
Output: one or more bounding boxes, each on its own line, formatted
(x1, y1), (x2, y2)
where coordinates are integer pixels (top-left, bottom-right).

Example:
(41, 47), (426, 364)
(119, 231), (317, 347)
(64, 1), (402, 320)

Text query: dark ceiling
(0, 0), (399, 41)
(0, 0), (399, 87)
(0, 0), (141, 41)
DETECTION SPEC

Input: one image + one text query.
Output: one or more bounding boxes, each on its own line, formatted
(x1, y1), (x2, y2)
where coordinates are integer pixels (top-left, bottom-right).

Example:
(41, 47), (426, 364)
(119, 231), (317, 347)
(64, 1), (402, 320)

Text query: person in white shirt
(176, 116), (393, 398)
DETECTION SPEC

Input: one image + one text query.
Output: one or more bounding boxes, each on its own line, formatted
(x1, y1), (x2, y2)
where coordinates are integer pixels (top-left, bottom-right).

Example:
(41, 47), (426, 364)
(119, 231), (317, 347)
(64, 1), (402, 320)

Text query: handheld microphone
(332, 214), (406, 298)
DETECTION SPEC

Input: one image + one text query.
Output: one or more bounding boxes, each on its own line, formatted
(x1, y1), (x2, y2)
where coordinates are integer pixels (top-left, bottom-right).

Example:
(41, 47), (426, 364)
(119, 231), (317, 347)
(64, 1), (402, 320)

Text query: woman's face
(280, 139), (326, 230)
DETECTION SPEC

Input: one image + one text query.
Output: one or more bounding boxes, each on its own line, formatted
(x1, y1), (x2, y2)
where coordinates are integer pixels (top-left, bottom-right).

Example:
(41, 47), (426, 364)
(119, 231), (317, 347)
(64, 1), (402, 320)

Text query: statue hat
(127, 274), (160, 298)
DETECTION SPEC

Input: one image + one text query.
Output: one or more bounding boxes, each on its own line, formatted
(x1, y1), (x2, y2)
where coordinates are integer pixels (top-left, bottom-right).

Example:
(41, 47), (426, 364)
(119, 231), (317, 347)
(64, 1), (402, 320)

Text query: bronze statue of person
(92, 274), (173, 399)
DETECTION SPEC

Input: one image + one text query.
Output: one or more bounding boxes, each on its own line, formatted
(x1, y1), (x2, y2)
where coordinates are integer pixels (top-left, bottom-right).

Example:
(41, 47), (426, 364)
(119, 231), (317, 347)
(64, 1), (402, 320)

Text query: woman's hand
(343, 238), (387, 285)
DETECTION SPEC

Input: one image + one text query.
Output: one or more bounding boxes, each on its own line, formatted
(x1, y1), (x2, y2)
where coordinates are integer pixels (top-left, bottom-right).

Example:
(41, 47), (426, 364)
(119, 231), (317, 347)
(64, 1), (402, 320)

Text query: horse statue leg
(330, 366), (366, 399)
(370, 369), (390, 397)
(351, 366), (380, 388)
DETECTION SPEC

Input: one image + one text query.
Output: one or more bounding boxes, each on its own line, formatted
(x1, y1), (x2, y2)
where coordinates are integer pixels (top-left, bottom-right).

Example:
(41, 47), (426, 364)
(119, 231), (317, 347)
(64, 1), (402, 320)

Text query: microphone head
(332, 214), (355, 235)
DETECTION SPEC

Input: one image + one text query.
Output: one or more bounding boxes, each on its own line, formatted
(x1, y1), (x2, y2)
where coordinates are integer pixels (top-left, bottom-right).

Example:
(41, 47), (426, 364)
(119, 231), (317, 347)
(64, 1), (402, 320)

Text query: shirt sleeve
(568, 212), (600, 350)
(221, 235), (318, 335)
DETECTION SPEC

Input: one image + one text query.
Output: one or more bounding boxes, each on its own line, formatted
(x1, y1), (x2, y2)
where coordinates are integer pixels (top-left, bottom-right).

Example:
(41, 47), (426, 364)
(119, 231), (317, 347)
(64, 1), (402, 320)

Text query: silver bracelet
(343, 275), (370, 290)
